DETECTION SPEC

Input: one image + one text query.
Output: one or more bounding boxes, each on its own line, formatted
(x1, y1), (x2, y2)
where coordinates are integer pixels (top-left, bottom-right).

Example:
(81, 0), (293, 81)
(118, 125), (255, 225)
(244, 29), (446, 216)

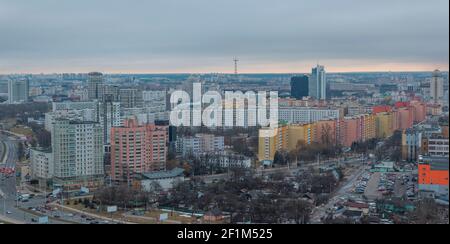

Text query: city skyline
(0, 0), (448, 74)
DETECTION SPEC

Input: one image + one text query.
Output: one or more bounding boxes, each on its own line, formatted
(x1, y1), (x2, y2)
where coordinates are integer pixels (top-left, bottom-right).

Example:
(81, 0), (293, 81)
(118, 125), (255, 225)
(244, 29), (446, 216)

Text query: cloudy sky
(0, 0), (448, 73)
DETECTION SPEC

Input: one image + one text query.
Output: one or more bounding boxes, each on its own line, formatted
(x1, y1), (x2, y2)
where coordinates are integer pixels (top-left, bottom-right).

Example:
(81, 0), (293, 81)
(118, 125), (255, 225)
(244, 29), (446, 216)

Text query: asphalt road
(0, 135), (72, 224)
(0, 135), (117, 224)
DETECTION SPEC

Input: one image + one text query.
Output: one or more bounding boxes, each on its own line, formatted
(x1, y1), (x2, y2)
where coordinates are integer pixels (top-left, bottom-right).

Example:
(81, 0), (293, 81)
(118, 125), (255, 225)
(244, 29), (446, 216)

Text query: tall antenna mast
(233, 57), (239, 75)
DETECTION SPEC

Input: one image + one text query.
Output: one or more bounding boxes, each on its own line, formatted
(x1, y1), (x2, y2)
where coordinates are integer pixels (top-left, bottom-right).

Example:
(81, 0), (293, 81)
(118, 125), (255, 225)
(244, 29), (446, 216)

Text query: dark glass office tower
(290, 75), (309, 99)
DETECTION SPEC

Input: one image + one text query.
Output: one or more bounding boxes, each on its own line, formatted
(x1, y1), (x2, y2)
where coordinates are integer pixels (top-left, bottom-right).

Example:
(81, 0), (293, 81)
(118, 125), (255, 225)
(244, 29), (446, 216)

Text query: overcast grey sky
(0, 0), (448, 73)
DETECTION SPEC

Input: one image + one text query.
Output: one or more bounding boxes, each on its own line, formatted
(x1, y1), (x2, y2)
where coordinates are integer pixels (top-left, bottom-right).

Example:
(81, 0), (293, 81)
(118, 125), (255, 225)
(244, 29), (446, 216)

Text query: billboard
(107, 206), (118, 213)
(159, 213), (169, 221)
(80, 187), (90, 194)
(38, 216), (49, 224)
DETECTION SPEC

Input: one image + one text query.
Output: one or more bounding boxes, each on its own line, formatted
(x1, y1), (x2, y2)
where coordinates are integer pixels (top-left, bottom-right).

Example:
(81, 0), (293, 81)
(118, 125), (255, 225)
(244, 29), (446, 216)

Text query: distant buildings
(49, 100), (122, 148)
(8, 79), (29, 104)
(279, 107), (341, 124)
(110, 117), (168, 183)
(87, 72), (104, 101)
(290, 75), (309, 100)
(309, 65), (327, 100)
(98, 97), (122, 146)
(119, 88), (143, 108)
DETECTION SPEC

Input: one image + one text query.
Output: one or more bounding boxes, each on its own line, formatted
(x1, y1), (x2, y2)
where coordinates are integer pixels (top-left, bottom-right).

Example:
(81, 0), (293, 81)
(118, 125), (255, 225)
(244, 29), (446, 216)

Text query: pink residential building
(339, 117), (360, 147)
(393, 108), (413, 131)
(111, 117), (168, 182)
(409, 100), (426, 123)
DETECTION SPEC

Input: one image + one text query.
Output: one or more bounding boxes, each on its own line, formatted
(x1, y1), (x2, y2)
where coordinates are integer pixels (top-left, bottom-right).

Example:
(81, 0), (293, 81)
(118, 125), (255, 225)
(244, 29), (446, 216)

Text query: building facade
(51, 119), (104, 189)
(87, 72), (104, 101)
(110, 117), (168, 182)
(290, 75), (309, 100)
(8, 79), (29, 104)
(309, 65), (327, 100)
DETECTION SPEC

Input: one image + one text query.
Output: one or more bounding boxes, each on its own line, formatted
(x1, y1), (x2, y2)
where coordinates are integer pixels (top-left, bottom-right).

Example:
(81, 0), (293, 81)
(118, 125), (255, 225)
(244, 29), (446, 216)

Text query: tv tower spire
(233, 57), (239, 75)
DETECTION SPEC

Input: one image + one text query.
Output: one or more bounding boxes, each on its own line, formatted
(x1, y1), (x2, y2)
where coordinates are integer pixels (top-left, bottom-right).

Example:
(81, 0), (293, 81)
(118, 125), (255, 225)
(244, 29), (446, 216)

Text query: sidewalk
(0, 214), (24, 224)
(50, 204), (136, 224)
(123, 213), (182, 224)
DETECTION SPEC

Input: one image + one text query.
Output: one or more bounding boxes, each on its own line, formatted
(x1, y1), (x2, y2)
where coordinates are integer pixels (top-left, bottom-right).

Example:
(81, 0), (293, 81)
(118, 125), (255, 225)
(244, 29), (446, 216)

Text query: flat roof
(141, 168), (184, 180)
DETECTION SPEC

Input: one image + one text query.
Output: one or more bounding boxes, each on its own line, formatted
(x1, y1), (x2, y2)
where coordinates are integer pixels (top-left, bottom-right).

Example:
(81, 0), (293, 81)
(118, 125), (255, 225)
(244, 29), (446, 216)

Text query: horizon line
(1, 70), (449, 76)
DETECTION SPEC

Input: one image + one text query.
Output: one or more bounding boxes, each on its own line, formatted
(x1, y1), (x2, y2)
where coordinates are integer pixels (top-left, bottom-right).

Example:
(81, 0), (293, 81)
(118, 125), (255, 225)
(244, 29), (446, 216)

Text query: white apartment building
(122, 107), (169, 125)
(142, 90), (167, 111)
(52, 119), (104, 185)
(279, 107), (340, 124)
(8, 79), (29, 104)
(52, 101), (97, 112)
(45, 109), (97, 132)
(176, 134), (225, 157)
(199, 153), (252, 168)
(427, 137), (449, 157)
(30, 149), (54, 180)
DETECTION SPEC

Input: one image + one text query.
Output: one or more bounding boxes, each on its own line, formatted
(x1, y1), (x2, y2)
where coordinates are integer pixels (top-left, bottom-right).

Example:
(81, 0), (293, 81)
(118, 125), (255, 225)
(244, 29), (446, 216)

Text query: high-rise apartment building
(119, 88), (144, 108)
(110, 117), (168, 182)
(51, 119), (104, 188)
(430, 69), (444, 105)
(98, 95), (122, 146)
(8, 79), (29, 104)
(87, 72), (104, 101)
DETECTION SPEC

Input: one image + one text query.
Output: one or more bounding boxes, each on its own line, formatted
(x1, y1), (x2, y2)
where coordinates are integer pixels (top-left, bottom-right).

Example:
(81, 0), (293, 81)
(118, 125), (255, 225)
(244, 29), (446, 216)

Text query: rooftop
(140, 168), (185, 180)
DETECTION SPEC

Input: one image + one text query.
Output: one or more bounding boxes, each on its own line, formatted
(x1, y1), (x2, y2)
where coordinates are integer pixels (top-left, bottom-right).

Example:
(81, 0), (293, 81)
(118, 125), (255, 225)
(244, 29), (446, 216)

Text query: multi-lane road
(0, 135), (74, 224)
(0, 134), (118, 224)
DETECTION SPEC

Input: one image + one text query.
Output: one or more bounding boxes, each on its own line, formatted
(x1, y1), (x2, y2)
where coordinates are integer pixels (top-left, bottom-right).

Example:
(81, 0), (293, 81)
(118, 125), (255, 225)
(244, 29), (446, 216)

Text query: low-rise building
(199, 153), (252, 169)
(136, 168), (185, 191)
(418, 156), (449, 202)
(30, 148), (53, 182)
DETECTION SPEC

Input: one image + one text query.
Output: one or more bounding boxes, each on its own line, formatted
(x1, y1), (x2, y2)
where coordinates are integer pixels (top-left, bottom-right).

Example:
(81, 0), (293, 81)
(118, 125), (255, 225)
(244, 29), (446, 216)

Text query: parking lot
(361, 172), (415, 200)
